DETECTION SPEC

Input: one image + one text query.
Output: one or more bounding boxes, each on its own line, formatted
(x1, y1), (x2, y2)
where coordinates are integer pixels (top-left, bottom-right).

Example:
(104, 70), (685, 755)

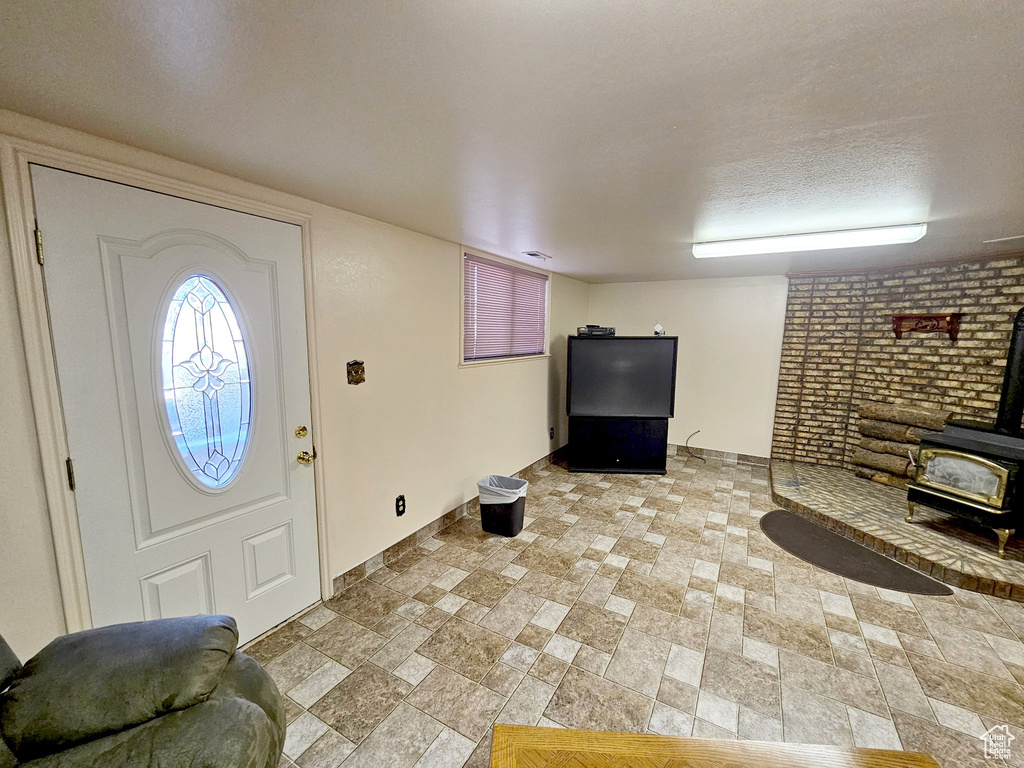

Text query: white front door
(32, 165), (321, 643)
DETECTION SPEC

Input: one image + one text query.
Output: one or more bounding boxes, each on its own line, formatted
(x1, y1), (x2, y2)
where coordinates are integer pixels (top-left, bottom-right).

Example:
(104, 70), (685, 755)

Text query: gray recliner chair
(0, 615), (284, 767)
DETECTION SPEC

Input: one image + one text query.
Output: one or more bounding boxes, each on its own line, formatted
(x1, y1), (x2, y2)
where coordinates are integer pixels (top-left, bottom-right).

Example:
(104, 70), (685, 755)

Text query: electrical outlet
(549, 427), (554, 439)
(395, 495), (406, 516)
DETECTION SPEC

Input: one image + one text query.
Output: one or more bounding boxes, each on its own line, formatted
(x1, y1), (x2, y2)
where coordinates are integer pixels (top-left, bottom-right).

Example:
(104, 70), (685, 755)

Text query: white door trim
(0, 135), (333, 633)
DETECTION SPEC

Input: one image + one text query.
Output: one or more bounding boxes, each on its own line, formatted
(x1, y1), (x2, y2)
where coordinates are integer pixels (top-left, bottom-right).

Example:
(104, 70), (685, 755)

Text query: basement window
(462, 251), (549, 363)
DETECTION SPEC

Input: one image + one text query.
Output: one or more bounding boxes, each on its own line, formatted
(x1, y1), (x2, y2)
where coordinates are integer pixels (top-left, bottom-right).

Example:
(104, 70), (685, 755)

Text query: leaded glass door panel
(32, 165), (320, 643)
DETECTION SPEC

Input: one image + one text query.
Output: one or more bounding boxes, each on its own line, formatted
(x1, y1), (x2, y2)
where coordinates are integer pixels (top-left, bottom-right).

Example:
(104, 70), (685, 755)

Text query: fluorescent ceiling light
(692, 223), (927, 258)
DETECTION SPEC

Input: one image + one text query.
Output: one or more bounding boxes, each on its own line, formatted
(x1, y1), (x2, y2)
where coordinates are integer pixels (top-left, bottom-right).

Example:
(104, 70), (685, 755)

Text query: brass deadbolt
(295, 425), (308, 438)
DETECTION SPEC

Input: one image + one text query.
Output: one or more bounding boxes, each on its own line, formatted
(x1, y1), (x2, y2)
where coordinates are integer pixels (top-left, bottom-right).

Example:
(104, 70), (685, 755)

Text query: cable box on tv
(577, 325), (616, 337)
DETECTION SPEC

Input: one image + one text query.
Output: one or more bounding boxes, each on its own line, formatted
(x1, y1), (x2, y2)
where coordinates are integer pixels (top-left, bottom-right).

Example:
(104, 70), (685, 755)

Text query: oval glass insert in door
(161, 274), (252, 489)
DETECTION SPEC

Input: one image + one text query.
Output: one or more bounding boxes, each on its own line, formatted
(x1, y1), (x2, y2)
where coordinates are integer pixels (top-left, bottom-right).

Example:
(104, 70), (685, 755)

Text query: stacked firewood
(852, 402), (951, 488)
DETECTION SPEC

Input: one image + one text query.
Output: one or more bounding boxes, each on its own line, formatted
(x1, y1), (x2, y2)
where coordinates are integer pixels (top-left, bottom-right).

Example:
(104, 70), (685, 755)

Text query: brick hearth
(770, 460), (1024, 600)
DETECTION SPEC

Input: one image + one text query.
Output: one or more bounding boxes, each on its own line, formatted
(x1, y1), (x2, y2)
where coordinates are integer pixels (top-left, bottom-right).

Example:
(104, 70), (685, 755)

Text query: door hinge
(65, 457), (75, 491)
(34, 225), (44, 265)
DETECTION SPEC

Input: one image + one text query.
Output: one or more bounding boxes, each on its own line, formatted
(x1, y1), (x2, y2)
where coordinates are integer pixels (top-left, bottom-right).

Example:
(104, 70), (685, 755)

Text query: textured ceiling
(1, 1), (1023, 282)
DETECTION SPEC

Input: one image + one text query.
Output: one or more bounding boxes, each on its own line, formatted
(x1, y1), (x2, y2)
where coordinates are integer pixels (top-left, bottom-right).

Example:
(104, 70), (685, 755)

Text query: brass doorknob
(297, 450), (315, 465)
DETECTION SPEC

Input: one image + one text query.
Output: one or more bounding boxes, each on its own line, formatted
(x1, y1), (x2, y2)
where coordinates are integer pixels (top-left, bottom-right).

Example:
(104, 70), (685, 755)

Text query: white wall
(588, 276), (788, 457)
(548, 275), (591, 446)
(310, 223), (588, 567)
(0, 110), (590, 657)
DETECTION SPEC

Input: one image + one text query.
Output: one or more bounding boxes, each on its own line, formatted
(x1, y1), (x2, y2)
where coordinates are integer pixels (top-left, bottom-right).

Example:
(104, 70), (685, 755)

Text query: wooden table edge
(490, 724), (942, 768)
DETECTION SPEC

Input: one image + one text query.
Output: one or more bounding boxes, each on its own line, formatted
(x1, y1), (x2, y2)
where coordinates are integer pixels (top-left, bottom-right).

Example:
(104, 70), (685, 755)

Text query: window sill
(459, 353), (551, 369)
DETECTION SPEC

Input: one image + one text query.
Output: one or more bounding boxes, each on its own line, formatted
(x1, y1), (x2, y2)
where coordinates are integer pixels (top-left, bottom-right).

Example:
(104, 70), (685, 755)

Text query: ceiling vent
(522, 251), (552, 261)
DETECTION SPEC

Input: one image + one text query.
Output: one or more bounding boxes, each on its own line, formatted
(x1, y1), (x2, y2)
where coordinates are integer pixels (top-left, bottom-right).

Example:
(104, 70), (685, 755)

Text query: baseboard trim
(667, 443), (769, 467)
(329, 444), (768, 593)
(331, 451), (557, 592)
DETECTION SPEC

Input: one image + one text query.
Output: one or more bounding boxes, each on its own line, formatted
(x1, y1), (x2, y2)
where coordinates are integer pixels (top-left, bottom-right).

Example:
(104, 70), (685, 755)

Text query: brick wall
(772, 255), (1024, 467)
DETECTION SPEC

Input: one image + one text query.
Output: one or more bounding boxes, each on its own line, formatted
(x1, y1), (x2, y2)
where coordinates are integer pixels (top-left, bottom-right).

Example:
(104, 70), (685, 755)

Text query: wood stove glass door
(917, 449), (1010, 507)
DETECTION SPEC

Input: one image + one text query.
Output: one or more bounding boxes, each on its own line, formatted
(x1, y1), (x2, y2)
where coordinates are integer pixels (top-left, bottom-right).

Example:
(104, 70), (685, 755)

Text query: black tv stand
(568, 416), (668, 474)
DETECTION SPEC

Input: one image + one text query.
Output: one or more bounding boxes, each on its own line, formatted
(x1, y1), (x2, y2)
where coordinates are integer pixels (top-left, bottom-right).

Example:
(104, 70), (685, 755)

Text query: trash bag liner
(477, 475), (529, 505)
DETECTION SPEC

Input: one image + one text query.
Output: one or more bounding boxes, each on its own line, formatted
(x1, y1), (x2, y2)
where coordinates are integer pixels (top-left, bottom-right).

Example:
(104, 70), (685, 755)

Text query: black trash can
(478, 475), (529, 537)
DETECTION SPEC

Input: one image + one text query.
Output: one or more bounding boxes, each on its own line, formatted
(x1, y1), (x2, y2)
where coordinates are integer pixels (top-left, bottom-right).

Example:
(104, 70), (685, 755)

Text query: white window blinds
(463, 253), (548, 361)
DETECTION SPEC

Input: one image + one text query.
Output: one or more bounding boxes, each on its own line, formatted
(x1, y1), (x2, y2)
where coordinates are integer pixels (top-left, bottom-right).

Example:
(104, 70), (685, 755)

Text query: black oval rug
(760, 510), (953, 596)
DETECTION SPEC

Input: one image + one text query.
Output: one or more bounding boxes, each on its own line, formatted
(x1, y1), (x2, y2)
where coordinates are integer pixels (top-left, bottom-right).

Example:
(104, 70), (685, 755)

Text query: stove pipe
(995, 306), (1024, 435)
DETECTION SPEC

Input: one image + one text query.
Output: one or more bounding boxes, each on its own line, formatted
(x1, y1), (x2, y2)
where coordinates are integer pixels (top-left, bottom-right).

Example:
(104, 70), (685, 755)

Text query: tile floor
(245, 453), (1024, 768)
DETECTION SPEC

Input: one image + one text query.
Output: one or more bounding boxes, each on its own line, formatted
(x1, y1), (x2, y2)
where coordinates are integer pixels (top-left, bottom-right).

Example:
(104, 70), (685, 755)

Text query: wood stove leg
(995, 528), (1014, 559)
(905, 502), (916, 523)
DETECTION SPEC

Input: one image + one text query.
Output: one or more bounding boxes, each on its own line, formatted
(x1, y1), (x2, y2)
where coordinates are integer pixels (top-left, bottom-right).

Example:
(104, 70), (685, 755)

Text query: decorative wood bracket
(890, 313), (963, 342)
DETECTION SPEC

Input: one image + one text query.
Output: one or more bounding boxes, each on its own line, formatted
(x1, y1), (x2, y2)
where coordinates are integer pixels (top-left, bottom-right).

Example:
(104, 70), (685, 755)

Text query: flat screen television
(567, 336), (678, 418)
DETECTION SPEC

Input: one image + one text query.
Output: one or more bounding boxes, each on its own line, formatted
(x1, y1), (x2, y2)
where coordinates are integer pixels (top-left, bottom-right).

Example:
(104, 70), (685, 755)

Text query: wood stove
(906, 307), (1024, 557)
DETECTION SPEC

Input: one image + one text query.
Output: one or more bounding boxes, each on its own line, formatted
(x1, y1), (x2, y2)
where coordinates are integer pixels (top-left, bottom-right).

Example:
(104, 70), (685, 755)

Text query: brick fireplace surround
(771, 253), (1024, 469)
(767, 253), (1024, 597)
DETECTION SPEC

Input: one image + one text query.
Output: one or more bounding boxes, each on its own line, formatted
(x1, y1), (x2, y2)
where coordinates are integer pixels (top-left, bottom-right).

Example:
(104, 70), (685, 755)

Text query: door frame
(0, 135), (334, 633)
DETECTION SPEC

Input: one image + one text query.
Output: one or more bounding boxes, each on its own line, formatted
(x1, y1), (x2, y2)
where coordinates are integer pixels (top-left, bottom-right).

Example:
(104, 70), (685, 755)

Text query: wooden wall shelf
(890, 313), (963, 342)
